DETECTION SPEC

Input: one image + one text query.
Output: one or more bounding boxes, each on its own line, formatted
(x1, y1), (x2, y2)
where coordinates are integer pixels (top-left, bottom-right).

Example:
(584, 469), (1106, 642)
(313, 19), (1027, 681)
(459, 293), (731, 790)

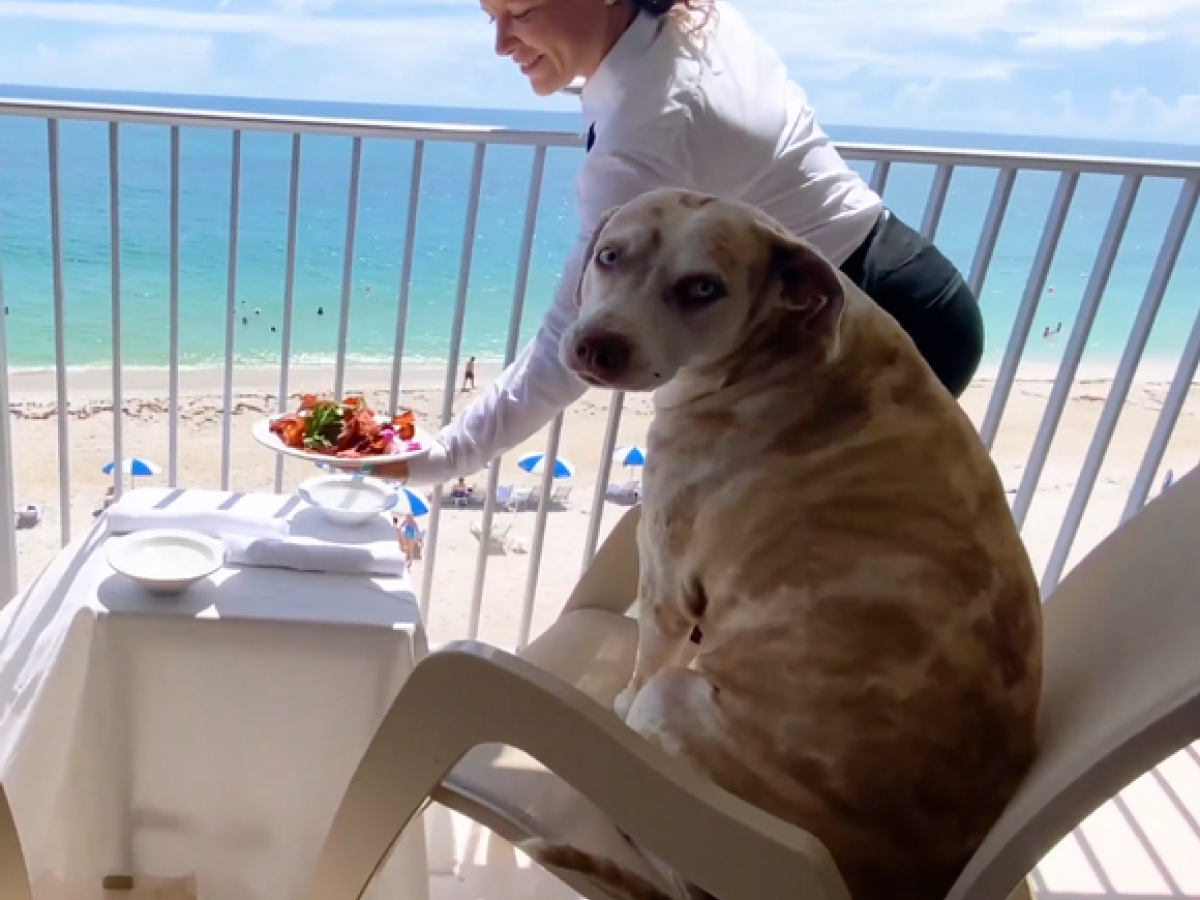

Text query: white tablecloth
(0, 488), (434, 900)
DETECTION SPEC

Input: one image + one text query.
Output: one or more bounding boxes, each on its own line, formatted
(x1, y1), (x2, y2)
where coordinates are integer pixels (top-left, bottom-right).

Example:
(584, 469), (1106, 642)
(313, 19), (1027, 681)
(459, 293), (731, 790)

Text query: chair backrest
(0, 782), (32, 900)
(947, 466), (1200, 900)
(560, 503), (641, 618)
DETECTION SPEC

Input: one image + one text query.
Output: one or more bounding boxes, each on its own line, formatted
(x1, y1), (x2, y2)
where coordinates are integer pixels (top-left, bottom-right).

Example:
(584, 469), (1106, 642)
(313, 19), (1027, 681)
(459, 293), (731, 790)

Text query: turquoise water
(1, 86), (1198, 374)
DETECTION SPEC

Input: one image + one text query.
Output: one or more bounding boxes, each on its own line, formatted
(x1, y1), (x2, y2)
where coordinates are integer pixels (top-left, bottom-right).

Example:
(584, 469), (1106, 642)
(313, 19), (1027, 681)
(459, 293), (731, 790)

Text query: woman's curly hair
(632, 0), (716, 35)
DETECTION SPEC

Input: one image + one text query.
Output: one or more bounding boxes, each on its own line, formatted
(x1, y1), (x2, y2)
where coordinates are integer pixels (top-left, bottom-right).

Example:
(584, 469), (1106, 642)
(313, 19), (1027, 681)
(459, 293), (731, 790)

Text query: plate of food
(252, 394), (432, 468)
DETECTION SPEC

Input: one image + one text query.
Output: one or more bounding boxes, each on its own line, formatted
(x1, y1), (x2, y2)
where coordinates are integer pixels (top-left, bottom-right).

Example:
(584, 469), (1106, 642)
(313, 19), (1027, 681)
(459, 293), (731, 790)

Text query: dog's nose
(574, 330), (631, 378)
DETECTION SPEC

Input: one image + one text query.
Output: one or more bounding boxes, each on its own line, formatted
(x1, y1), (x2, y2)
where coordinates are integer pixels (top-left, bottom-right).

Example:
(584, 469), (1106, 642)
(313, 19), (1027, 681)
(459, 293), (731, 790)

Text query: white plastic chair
(305, 463), (1200, 900)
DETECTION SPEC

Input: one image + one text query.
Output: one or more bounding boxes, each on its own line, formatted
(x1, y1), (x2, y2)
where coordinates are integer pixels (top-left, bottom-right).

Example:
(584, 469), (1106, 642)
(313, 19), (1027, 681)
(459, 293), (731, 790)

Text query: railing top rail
(836, 142), (1200, 180)
(2, 96), (1199, 179)
(0, 97), (584, 148)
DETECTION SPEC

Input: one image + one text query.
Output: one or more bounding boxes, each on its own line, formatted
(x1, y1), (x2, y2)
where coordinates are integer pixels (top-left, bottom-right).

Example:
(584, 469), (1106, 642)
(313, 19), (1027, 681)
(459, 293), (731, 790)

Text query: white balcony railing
(0, 97), (1198, 649)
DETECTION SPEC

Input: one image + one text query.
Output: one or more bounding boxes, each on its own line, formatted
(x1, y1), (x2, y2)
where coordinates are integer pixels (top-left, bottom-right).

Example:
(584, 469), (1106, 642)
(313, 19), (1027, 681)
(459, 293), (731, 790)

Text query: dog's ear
(756, 217), (845, 335)
(574, 206), (620, 308)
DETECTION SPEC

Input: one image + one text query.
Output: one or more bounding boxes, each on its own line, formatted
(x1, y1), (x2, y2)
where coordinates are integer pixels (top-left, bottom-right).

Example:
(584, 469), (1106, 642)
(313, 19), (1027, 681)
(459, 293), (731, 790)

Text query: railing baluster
(1124, 317), (1200, 523)
(966, 167), (1016, 298)
(919, 164), (954, 239)
(419, 142), (487, 616)
(1123, 189), (1200, 524)
(869, 160), (890, 196)
(979, 170), (1078, 450)
(468, 146), (548, 638)
(0, 178), (17, 600)
(168, 126), (181, 487)
(220, 130), (242, 491)
(518, 412), (564, 649)
(333, 137), (363, 400)
(274, 134), (303, 493)
(1012, 174), (1142, 532)
(1041, 178), (1199, 593)
(388, 141), (424, 416)
(47, 120), (71, 546)
(582, 394), (624, 573)
(108, 123), (124, 502)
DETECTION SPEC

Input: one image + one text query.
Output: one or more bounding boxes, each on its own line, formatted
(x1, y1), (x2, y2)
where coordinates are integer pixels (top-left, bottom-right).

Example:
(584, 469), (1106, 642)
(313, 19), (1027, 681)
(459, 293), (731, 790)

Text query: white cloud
(1103, 88), (1200, 144)
(8, 33), (216, 94)
(1016, 26), (1165, 50)
(0, 0), (1196, 142)
(0, 1), (471, 43)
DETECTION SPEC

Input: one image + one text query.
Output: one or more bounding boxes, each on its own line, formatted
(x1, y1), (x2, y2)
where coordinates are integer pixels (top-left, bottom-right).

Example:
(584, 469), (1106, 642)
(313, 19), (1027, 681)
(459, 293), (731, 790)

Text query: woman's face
(482, 0), (633, 96)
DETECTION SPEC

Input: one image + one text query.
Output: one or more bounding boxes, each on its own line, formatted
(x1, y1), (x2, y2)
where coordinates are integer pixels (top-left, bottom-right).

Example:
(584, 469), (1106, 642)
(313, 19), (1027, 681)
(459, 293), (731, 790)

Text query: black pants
(839, 208), (983, 398)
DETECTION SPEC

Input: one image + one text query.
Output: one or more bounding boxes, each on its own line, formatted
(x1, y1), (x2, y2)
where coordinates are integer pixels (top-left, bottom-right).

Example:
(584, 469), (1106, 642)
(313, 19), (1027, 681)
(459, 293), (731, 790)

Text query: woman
(374, 0), (983, 485)
(394, 513), (421, 570)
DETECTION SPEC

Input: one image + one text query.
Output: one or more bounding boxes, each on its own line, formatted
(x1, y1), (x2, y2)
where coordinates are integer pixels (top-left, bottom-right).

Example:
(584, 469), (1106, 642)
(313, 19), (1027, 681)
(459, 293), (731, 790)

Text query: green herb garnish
(303, 401), (344, 450)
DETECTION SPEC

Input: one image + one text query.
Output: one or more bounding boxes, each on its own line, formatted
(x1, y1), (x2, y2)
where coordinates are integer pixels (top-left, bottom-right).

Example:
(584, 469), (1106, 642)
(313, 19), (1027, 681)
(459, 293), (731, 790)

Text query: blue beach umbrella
(393, 487), (430, 517)
(516, 453), (576, 479)
(612, 445), (647, 468)
(102, 457), (161, 477)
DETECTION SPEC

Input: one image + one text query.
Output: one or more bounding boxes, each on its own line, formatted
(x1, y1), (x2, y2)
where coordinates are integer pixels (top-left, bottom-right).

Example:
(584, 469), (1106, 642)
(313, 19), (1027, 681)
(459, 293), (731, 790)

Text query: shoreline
(3, 358), (1194, 405)
(3, 352), (1196, 645)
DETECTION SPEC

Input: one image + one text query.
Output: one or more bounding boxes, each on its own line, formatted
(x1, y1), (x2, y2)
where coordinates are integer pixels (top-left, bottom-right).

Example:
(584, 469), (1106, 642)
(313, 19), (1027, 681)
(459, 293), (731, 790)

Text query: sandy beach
(5, 359), (1198, 649)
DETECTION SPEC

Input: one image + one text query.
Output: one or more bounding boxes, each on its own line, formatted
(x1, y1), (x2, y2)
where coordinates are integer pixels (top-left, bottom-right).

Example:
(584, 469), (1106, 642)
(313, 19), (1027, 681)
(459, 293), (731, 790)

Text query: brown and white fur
(527, 189), (1043, 900)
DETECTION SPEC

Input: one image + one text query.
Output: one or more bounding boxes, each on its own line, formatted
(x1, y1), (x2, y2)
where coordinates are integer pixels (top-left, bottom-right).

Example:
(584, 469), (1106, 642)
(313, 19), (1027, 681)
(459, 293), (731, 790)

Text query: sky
(0, 0), (1197, 143)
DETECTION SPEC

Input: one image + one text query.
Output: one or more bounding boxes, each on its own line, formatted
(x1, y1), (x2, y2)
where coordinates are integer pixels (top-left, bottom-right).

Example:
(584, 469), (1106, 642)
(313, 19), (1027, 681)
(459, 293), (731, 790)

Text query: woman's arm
(402, 238), (591, 485)
(375, 139), (692, 485)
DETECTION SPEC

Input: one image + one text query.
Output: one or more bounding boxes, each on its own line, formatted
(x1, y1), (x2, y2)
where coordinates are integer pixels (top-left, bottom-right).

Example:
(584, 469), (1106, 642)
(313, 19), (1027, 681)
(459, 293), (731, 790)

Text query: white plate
(298, 473), (400, 526)
(107, 529), (225, 595)
(251, 415), (433, 469)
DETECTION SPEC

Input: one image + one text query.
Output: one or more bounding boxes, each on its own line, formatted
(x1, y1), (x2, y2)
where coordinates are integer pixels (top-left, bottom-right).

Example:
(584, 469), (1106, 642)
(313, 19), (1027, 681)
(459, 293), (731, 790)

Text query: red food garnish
(268, 396), (417, 459)
(392, 409), (416, 441)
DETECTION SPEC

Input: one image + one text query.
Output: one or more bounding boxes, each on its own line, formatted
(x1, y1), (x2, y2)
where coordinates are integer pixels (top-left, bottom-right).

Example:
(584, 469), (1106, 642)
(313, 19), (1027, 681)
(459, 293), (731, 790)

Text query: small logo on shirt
(586, 123), (596, 153)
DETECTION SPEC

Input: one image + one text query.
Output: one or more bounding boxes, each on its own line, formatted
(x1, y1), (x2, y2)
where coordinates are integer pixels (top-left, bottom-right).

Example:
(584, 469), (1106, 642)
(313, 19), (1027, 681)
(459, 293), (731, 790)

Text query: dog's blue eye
(596, 247), (618, 267)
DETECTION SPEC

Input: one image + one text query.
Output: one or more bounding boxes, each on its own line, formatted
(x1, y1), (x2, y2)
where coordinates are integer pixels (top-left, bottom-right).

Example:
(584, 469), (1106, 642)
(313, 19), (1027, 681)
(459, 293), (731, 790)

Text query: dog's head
(559, 189), (846, 391)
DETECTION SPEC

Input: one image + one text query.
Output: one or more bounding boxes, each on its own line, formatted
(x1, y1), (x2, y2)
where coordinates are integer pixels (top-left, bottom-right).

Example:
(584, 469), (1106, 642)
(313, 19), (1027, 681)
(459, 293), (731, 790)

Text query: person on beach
(461, 356), (477, 392)
(394, 513), (421, 570)
(364, 0), (983, 486)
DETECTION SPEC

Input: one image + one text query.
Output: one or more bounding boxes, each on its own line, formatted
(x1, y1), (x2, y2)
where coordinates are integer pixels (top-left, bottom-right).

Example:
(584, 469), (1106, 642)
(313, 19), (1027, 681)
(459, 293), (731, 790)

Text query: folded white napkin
(106, 508), (290, 540)
(223, 535), (407, 577)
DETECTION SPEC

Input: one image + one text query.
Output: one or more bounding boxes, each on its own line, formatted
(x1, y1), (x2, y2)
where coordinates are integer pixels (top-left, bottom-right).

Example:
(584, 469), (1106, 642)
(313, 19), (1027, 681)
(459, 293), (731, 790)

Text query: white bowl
(107, 529), (225, 596)
(298, 473), (399, 526)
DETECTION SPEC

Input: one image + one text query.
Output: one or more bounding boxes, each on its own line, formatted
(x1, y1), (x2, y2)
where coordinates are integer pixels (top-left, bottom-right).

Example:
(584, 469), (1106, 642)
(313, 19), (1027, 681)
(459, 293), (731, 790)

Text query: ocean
(1, 85), (1198, 376)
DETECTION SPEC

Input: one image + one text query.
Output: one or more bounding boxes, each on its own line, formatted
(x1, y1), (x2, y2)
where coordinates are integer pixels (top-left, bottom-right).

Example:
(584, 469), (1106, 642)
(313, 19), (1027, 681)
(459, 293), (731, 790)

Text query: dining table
(0, 486), (446, 900)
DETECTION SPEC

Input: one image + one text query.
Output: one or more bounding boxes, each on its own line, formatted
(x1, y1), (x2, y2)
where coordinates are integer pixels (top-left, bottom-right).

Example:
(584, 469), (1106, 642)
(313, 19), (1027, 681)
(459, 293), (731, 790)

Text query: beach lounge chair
(550, 484), (572, 508)
(494, 484), (514, 509)
(307, 464), (1200, 900)
(469, 519), (513, 554)
(605, 479), (641, 504)
(13, 504), (41, 531)
(505, 486), (535, 512)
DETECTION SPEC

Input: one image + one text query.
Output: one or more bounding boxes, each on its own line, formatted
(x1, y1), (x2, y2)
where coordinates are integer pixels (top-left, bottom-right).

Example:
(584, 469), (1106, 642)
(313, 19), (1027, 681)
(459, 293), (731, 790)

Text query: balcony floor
(423, 740), (1200, 900)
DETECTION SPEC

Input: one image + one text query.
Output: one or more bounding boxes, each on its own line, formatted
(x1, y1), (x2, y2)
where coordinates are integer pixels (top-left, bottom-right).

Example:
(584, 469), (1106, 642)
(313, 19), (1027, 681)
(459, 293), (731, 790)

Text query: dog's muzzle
(569, 327), (633, 384)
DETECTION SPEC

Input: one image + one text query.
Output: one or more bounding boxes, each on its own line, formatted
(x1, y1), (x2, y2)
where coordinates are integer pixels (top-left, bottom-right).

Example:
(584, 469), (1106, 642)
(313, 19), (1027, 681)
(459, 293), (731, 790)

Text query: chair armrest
(304, 641), (849, 900)
(559, 504), (641, 617)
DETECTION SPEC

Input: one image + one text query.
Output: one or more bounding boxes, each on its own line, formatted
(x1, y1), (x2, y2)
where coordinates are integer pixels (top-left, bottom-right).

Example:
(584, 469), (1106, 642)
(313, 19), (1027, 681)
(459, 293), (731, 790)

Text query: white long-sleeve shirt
(405, 0), (882, 485)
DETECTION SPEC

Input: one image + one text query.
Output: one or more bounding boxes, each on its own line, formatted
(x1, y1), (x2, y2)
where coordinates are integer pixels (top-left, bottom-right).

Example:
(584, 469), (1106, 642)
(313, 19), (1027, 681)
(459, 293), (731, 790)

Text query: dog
(524, 189), (1043, 900)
